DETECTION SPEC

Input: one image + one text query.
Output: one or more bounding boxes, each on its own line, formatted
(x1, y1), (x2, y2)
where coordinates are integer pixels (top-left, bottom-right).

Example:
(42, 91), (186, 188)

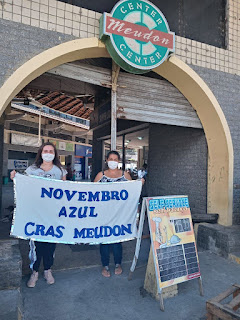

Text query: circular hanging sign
(100, 0), (175, 74)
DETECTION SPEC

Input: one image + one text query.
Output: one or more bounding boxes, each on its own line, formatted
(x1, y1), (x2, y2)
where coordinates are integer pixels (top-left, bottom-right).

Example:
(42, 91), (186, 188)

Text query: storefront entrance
(0, 38), (233, 227)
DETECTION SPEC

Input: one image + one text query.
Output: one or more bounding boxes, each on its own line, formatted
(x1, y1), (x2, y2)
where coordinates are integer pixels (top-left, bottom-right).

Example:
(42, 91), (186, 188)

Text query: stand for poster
(198, 277), (204, 296)
(128, 198), (147, 280)
(129, 197), (204, 311)
(159, 293), (164, 311)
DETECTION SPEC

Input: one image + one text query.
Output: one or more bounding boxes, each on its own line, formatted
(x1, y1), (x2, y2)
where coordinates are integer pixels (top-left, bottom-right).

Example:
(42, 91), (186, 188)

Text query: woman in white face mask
(94, 150), (132, 278)
(10, 142), (67, 288)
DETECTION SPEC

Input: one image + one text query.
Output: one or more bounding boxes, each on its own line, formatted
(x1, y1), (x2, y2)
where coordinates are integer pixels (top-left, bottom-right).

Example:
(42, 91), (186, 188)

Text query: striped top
(98, 170), (128, 183)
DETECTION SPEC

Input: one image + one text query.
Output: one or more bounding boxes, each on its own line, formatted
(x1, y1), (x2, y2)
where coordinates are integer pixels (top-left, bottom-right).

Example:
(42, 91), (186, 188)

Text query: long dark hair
(34, 142), (63, 171)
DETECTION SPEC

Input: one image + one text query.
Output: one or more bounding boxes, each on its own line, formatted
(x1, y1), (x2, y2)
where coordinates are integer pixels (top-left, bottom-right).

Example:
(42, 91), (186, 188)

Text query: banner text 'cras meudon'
(11, 174), (142, 244)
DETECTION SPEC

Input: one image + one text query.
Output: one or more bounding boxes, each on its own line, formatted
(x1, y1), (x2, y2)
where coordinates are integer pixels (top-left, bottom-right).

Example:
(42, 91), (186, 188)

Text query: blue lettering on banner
(86, 228), (95, 238)
(104, 226), (112, 237)
(59, 206), (67, 217)
(55, 226), (65, 238)
(69, 207), (77, 218)
(101, 191), (111, 201)
(40, 188), (129, 202)
(78, 206), (88, 218)
(113, 225), (121, 236)
(45, 226), (55, 237)
(35, 224), (45, 235)
(14, 176), (142, 244)
(88, 191), (100, 202)
(78, 192), (87, 201)
(120, 190), (128, 200)
(121, 224), (132, 235)
(24, 222), (65, 238)
(95, 226), (103, 238)
(25, 222), (35, 236)
(65, 190), (77, 201)
(53, 189), (64, 199)
(41, 187), (53, 198)
(58, 206), (98, 218)
(73, 228), (86, 239)
(73, 224), (132, 239)
(111, 191), (120, 200)
(89, 207), (98, 217)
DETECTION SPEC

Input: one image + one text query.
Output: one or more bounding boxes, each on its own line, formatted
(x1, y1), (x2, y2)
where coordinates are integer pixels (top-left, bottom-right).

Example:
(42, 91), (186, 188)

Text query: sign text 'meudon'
(105, 15), (174, 50)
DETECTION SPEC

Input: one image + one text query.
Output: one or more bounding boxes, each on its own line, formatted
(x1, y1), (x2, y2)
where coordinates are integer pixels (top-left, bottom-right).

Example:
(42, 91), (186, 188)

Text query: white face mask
(107, 160), (118, 170)
(42, 153), (55, 162)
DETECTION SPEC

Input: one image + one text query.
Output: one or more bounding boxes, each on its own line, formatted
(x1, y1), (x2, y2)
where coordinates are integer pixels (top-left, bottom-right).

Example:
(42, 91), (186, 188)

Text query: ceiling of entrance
(105, 129), (149, 149)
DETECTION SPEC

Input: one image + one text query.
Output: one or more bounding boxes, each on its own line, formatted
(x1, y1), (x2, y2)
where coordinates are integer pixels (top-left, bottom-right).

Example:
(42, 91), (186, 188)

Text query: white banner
(11, 174), (142, 244)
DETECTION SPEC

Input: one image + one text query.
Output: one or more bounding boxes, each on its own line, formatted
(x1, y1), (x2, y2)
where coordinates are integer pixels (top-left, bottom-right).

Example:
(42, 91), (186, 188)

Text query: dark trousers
(33, 242), (56, 272)
(100, 243), (122, 267)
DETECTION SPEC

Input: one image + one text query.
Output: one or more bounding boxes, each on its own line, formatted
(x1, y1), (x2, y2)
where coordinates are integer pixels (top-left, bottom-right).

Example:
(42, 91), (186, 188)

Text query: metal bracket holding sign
(99, 0), (176, 149)
(129, 195), (203, 311)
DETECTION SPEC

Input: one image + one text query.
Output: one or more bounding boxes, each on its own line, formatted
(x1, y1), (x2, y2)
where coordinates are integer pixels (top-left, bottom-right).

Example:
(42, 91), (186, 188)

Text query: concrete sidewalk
(21, 250), (240, 320)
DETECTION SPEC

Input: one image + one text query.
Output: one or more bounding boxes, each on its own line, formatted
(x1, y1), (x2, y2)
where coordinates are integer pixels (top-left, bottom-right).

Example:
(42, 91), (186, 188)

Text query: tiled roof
(16, 89), (94, 120)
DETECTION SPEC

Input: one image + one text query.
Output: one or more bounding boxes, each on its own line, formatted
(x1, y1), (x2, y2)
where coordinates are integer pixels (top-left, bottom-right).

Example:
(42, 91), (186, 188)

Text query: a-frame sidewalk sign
(129, 195), (204, 311)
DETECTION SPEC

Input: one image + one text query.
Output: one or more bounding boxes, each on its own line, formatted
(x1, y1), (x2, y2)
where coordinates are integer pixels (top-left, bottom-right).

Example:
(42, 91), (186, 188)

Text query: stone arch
(0, 37), (233, 226)
(154, 57), (233, 226)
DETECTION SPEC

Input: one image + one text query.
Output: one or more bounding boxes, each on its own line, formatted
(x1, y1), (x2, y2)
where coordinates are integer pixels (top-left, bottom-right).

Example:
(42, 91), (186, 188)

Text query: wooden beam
(48, 62), (111, 88)
(27, 73), (97, 96)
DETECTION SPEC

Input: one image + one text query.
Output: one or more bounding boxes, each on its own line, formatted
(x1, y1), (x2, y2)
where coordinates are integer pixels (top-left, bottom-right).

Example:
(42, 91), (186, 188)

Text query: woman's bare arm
(94, 171), (103, 182)
(124, 171), (132, 181)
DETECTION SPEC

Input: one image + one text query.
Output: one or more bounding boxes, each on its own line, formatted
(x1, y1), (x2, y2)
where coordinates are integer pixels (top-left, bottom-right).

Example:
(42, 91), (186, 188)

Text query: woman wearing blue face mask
(94, 150), (132, 277)
(10, 142), (67, 288)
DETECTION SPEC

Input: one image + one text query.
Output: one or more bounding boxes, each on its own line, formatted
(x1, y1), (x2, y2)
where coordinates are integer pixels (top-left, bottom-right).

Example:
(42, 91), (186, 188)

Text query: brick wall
(191, 65), (240, 224)
(197, 223), (240, 257)
(0, 0), (239, 76)
(147, 123), (208, 215)
(0, 18), (74, 87)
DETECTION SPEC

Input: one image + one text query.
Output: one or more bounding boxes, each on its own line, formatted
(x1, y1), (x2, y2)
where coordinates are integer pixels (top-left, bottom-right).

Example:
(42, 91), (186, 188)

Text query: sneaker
(44, 269), (55, 285)
(27, 271), (38, 288)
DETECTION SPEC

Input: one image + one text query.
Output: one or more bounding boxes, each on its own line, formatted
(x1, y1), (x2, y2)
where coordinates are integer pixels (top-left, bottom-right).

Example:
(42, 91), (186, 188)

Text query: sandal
(115, 264), (122, 275)
(102, 266), (111, 278)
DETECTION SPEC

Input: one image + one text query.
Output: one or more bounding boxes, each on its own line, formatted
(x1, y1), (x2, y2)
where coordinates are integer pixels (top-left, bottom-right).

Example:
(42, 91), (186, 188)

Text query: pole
(122, 134), (125, 171)
(111, 61), (120, 151)
(128, 198), (146, 280)
(198, 277), (204, 296)
(38, 108), (42, 146)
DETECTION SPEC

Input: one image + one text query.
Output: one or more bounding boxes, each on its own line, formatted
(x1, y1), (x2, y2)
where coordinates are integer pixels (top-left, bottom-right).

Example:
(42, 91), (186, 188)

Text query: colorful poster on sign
(147, 195), (201, 289)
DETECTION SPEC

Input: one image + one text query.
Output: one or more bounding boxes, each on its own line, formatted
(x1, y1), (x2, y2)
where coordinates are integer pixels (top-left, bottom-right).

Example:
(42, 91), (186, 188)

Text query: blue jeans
(33, 241), (56, 272)
(100, 243), (122, 267)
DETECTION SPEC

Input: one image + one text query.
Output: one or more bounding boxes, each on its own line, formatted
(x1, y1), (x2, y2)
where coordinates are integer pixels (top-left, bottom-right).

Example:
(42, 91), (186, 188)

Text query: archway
(0, 37), (233, 226)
